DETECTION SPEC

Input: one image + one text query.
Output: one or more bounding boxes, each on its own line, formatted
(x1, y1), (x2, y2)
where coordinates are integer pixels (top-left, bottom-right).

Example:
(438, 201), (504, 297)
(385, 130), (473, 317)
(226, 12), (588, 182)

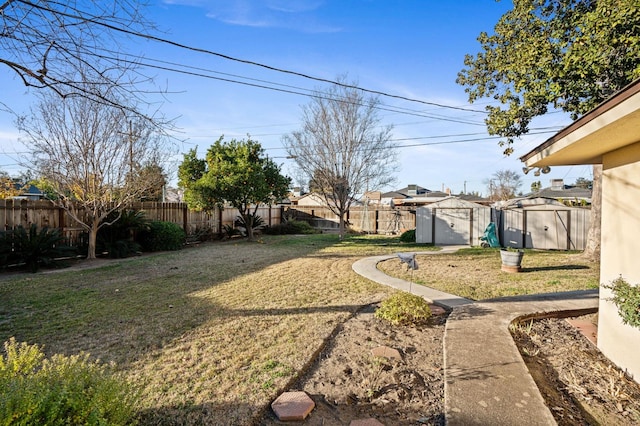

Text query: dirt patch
(261, 307), (640, 426)
(260, 303), (446, 425)
(512, 314), (640, 425)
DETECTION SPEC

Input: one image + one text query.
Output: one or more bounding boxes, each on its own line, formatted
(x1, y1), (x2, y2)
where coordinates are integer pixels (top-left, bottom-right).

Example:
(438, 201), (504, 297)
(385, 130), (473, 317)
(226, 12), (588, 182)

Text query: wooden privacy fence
(0, 199), (285, 246)
(283, 205), (415, 234)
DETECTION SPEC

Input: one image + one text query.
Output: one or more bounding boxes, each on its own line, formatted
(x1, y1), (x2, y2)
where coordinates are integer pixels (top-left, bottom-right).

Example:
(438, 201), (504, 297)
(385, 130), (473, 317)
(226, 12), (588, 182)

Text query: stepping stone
(371, 345), (402, 360)
(429, 304), (447, 316)
(566, 318), (597, 345)
(350, 418), (385, 426)
(271, 391), (315, 421)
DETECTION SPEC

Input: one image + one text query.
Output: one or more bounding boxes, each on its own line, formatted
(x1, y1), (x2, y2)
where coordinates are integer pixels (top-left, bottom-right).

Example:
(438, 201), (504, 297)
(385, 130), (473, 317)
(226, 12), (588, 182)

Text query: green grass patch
(378, 248), (599, 300)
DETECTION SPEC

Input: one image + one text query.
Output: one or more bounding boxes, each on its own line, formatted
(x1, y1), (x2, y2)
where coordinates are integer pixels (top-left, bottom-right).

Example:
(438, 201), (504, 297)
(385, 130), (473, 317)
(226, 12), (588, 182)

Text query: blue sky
(0, 0), (593, 196)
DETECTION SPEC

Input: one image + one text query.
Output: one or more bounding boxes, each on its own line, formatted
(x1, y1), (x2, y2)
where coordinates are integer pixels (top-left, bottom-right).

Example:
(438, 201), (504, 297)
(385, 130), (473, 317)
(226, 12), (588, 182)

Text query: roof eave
(520, 79), (640, 167)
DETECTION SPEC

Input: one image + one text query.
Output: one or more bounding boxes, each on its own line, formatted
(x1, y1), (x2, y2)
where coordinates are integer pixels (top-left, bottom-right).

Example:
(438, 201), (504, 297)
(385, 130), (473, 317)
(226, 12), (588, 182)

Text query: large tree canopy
(457, 0), (640, 259)
(458, 0), (640, 154)
(178, 137), (291, 241)
(283, 77), (397, 239)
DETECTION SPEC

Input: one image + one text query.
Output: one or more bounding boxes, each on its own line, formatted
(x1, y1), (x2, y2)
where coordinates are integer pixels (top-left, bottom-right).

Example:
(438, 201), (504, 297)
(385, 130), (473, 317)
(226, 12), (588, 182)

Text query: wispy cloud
(162, 0), (341, 33)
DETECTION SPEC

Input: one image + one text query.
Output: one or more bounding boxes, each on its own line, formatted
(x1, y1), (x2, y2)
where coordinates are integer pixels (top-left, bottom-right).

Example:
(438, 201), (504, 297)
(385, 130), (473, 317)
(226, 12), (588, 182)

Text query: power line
(22, 0), (488, 114)
(87, 49), (487, 125)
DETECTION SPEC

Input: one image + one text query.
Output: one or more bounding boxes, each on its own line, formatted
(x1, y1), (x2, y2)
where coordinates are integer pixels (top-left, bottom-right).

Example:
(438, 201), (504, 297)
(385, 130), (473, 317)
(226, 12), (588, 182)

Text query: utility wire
(21, 0), (488, 114)
(87, 52), (487, 125)
(87, 49), (487, 125)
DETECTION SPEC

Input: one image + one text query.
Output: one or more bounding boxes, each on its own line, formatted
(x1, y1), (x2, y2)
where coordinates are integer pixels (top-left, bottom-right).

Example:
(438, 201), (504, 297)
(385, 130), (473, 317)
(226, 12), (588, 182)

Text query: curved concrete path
(352, 249), (599, 426)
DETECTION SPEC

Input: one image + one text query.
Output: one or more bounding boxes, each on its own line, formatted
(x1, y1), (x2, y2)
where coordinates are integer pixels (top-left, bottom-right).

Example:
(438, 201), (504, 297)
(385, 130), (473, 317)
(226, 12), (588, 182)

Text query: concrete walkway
(352, 250), (599, 426)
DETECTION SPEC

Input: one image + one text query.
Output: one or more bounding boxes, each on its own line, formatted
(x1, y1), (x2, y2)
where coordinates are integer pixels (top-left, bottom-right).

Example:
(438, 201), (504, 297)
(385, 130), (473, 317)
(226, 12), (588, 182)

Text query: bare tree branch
(283, 76), (398, 238)
(16, 75), (175, 259)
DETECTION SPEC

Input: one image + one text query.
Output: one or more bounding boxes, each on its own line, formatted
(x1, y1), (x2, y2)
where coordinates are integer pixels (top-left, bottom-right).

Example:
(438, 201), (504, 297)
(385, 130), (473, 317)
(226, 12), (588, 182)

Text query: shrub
(375, 292), (432, 326)
(605, 277), (640, 329)
(221, 224), (242, 240)
(0, 338), (139, 425)
(137, 221), (185, 251)
(399, 229), (416, 243)
(186, 225), (215, 243)
(234, 213), (265, 237)
(97, 210), (148, 258)
(264, 219), (317, 235)
(0, 224), (75, 272)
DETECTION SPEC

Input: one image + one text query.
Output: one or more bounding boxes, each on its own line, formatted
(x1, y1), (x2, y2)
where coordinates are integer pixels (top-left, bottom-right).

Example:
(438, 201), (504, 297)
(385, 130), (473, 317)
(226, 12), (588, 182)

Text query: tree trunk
(338, 210), (345, 240)
(246, 213), (255, 241)
(87, 220), (99, 260)
(583, 164), (602, 261)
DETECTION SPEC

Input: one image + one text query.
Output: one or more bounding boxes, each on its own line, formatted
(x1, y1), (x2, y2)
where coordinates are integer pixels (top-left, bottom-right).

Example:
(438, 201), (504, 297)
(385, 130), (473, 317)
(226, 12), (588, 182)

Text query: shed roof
(416, 196), (489, 210)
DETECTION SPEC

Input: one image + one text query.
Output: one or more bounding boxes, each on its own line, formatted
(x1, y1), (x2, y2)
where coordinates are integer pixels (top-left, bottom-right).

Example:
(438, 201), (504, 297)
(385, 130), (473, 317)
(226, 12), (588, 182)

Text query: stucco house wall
(521, 79), (640, 382)
(598, 144), (640, 379)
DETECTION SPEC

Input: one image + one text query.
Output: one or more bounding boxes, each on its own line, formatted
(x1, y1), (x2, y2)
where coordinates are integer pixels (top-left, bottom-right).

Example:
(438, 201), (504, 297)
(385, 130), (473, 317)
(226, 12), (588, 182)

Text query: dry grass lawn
(0, 237), (600, 424)
(0, 234), (409, 424)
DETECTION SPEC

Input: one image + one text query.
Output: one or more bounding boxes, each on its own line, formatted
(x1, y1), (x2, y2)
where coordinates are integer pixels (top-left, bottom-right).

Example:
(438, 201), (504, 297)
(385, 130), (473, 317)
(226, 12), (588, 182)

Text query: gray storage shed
(497, 197), (591, 250)
(416, 197), (492, 246)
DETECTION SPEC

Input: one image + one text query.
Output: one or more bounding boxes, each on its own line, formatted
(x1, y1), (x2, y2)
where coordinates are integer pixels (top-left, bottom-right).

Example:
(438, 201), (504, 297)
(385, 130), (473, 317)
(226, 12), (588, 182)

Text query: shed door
(525, 210), (569, 250)
(434, 208), (471, 245)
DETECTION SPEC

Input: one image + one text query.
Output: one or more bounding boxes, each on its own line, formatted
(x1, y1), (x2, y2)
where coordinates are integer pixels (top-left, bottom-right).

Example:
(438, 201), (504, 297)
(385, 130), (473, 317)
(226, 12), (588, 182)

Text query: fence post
(58, 204), (65, 233)
(183, 203), (188, 232)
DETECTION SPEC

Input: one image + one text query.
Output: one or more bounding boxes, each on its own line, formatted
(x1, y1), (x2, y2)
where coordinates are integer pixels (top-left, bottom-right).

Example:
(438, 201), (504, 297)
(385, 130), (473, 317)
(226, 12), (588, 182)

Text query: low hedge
(137, 221), (186, 252)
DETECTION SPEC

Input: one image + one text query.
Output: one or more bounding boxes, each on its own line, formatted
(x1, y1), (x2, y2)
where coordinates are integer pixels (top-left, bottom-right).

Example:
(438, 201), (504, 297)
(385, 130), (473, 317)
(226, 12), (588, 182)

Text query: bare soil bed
(261, 308), (640, 426)
(260, 303), (447, 425)
(512, 314), (640, 425)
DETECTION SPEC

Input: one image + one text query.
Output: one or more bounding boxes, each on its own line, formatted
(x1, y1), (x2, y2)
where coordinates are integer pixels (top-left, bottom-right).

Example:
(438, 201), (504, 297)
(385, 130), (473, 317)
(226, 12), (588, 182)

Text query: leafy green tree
(132, 163), (167, 202)
(457, 0), (640, 260)
(573, 177), (593, 190)
(0, 171), (19, 199)
(178, 137), (291, 241)
(530, 180), (542, 193)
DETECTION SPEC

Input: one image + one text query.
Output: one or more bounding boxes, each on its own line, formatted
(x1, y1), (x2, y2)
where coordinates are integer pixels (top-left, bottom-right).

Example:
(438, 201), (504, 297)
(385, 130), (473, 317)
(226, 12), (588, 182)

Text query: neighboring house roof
(380, 191), (407, 199)
(11, 183), (44, 200)
(293, 192), (361, 207)
(379, 185), (491, 206)
(535, 186), (591, 199)
(496, 196), (582, 210)
(458, 194), (492, 205)
(381, 184), (430, 198)
(526, 179), (592, 204)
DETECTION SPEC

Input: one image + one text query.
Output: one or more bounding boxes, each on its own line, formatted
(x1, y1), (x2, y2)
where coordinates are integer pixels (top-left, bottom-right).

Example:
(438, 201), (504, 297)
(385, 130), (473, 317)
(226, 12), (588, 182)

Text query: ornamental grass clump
(375, 292), (432, 326)
(0, 338), (139, 425)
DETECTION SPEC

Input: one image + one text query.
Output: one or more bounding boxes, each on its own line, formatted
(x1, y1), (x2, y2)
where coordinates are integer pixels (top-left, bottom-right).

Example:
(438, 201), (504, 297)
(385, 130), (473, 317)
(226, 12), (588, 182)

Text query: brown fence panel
(0, 199), (61, 230)
(284, 205), (415, 234)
